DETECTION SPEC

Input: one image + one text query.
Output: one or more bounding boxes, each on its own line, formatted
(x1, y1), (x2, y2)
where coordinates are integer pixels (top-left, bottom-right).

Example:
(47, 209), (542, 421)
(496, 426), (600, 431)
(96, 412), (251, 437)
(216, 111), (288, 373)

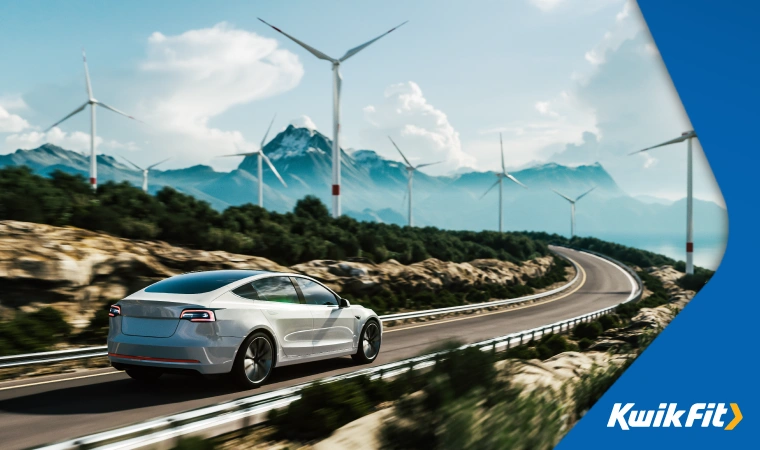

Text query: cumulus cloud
(468, 89), (598, 170)
(577, 0), (638, 77)
(361, 81), (475, 175)
(0, 106), (30, 133)
(290, 115), (318, 131)
(5, 127), (138, 153)
(137, 22), (303, 158)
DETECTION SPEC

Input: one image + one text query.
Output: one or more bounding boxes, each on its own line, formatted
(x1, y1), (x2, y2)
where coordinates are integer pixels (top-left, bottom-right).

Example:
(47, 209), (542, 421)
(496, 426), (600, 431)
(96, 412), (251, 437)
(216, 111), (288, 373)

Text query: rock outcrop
(0, 221), (555, 327)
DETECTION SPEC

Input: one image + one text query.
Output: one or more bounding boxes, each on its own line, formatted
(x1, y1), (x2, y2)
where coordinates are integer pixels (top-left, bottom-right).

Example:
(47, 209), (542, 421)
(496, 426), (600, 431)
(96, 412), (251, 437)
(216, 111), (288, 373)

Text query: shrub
(578, 337), (594, 350)
(573, 359), (633, 418)
(572, 321), (603, 340)
(0, 307), (71, 356)
(598, 313), (621, 331)
(269, 376), (390, 440)
(677, 271), (713, 292)
(72, 305), (111, 344)
(536, 334), (577, 360)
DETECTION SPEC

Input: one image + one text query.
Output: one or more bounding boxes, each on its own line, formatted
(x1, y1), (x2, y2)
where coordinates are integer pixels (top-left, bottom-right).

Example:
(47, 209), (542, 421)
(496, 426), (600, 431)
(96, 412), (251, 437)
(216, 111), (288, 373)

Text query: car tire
(232, 331), (276, 389)
(352, 320), (381, 364)
(125, 368), (162, 382)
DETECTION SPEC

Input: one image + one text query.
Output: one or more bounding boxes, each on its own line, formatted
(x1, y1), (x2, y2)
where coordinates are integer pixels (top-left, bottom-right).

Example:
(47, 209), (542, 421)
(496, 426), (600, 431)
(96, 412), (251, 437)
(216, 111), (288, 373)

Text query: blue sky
(0, 0), (723, 204)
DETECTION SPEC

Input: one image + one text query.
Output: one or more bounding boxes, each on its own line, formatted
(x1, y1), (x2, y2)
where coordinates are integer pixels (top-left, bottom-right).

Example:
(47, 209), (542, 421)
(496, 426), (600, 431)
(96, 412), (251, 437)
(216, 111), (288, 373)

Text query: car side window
(295, 278), (339, 306)
(251, 277), (300, 304)
(232, 282), (260, 300)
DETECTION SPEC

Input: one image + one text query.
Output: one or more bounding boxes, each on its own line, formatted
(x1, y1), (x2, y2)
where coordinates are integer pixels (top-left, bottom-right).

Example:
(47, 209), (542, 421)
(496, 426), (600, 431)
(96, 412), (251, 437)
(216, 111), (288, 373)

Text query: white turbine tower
(552, 187), (595, 239)
(46, 50), (140, 191)
(480, 133), (527, 233)
(388, 136), (441, 227)
(258, 18), (407, 219)
(219, 115), (287, 208)
(121, 156), (170, 193)
(630, 130), (698, 274)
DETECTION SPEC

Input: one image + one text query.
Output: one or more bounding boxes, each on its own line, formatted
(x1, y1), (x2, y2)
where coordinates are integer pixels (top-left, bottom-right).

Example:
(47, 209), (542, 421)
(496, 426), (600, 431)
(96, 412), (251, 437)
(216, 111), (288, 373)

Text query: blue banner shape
(557, 1), (758, 448)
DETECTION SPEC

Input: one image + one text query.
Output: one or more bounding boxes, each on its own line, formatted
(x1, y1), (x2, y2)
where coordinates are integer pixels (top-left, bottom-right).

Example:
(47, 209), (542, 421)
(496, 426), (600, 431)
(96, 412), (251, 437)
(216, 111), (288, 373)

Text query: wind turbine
(388, 136), (441, 227)
(121, 156), (170, 193)
(552, 187), (595, 239)
(630, 130), (698, 274)
(480, 133), (528, 233)
(46, 50), (140, 191)
(219, 115), (287, 208)
(258, 18), (407, 219)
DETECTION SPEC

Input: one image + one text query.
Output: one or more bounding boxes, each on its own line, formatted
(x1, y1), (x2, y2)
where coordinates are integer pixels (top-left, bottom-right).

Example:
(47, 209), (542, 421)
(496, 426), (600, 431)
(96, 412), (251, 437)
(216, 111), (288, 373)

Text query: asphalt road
(0, 247), (635, 449)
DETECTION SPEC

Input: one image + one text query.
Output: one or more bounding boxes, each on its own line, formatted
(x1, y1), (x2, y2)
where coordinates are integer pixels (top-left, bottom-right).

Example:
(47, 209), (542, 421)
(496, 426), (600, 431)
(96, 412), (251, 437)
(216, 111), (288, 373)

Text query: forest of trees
(0, 167), (549, 266)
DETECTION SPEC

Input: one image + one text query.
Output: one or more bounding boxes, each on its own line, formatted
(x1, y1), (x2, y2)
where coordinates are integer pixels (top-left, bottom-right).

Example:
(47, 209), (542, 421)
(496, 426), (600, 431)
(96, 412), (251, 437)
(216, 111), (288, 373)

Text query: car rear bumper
(107, 334), (244, 375)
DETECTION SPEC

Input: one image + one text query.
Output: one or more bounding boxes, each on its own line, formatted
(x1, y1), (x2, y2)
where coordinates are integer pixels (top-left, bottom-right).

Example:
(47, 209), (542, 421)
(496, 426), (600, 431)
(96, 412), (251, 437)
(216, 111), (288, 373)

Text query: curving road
(0, 247), (636, 449)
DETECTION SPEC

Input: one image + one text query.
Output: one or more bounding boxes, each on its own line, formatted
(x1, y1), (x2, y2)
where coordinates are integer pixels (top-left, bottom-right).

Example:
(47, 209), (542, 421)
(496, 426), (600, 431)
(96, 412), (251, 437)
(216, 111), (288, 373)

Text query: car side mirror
(339, 298), (351, 308)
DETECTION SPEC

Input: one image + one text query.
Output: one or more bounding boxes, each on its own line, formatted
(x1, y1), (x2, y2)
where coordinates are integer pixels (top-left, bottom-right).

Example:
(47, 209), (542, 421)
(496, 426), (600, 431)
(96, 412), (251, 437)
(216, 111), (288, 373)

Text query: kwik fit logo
(608, 403), (742, 430)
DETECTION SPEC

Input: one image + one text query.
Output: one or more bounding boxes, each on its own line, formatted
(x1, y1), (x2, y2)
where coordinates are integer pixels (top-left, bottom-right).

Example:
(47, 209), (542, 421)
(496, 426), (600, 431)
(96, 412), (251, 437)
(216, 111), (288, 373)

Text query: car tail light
(109, 305), (121, 317)
(180, 309), (216, 322)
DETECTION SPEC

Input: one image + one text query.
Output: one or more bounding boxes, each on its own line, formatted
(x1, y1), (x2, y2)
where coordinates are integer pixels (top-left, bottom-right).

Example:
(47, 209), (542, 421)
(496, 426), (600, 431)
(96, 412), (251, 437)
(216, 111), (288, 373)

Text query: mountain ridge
(0, 126), (726, 238)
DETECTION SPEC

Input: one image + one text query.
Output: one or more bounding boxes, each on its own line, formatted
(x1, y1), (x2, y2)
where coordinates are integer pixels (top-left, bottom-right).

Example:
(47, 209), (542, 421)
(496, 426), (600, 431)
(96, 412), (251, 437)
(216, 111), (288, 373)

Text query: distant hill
(0, 125), (727, 237)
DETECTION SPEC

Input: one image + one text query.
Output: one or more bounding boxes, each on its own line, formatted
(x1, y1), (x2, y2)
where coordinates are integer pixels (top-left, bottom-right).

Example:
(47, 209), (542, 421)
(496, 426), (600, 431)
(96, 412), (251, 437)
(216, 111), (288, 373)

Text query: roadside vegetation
(0, 307), (71, 356)
(523, 231), (715, 291)
(0, 167), (547, 266)
(345, 255), (569, 314)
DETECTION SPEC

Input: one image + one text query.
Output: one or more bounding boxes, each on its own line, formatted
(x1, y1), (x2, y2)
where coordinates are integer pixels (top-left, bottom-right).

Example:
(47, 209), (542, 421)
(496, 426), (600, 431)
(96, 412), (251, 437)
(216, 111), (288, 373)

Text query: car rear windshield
(144, 270), (269, 294)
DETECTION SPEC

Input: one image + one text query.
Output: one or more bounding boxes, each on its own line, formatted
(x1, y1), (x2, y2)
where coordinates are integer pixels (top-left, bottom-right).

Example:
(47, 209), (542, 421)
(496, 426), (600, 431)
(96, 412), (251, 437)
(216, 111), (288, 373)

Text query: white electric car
(107, 270), (382, 388)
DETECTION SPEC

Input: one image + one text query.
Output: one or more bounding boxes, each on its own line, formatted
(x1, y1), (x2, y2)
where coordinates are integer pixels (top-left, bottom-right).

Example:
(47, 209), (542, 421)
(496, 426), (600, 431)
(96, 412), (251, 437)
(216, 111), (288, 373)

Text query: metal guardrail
(40, 266), (642, 450)
(0, 346), (108, 369)
(1, 251), (582, 370)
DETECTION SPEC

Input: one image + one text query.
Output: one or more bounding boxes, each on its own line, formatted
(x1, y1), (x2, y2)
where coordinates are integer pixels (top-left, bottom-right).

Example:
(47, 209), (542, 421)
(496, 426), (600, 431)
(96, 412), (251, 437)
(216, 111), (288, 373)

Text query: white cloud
(0, 105), (30, 133)
(290, 115), (318, 131)
(137, 22), (303, 159)
(469, 90), (598, 170)
(577, 0), (639, 78)
(362, 81), (475, 175)
(0, 94), (29, 112)
(530, 0), (565, 12)
(4, 127), (138, 153)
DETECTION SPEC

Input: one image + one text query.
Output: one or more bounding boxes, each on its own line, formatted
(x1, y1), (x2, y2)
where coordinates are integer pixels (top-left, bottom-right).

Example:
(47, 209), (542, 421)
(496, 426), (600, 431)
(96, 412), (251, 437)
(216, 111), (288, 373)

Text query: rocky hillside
(0, 221), (555, 327)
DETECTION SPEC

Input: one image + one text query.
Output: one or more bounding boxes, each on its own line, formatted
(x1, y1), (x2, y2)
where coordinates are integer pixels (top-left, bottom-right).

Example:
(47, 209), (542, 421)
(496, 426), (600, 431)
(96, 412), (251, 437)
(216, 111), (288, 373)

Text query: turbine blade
(262, 153), (287, 188)
(218, 152), (260, 157)
(388, 136), (413, 168)
(82, 49), (93, 99)
(148, 157), (171, 170)
(500, 132), (506, 174)
(260, 113), (277, 150)
(506, 174), (527, 188)
(119, 155), (143, 171)
(401, 188), (408, 209)
(480, 179), (500, 200)
(45, 102), (89, 131)
(415, 161), (442, 170)
(575, 186), (596, 202)
(339, 21), (408, 62)
(258, 18), (335, 62)
(95, 101), (142, 123)
(629, 131), (695, 155)
(552, 189), (574, 203)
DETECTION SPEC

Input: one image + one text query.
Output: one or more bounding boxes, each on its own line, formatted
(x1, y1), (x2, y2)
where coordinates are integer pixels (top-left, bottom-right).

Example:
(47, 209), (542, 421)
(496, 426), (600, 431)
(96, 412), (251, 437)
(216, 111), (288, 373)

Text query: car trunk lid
(118, 299), (203, 338)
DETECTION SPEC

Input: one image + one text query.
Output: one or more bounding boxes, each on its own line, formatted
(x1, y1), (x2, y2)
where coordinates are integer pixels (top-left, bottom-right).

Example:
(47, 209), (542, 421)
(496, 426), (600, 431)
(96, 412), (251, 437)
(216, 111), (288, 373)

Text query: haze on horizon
(0, 0), (723, 205)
